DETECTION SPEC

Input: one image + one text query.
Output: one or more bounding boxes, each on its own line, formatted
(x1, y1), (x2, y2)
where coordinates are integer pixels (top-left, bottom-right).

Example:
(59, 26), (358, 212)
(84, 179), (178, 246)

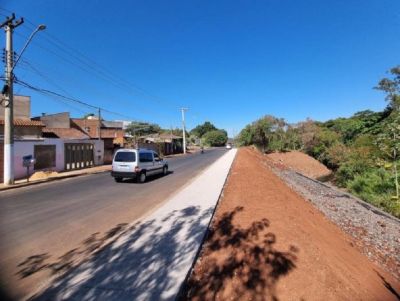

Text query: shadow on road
(179, 206), (298, 301)
(27, 205), (214, 301)
(117, 171), (175, 184)
(16, 223), (129, 281)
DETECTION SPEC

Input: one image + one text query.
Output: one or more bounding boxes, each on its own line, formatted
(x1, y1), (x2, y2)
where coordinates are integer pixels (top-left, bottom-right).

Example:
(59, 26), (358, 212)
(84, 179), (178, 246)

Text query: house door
(65, 143), (94, 171)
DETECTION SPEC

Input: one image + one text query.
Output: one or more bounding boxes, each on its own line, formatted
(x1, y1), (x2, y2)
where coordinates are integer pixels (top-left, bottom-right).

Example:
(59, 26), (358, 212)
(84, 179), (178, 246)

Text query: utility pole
(97, 107), (101, 141)
(1, 14), (23, 185)
(181, 108), (188, 154)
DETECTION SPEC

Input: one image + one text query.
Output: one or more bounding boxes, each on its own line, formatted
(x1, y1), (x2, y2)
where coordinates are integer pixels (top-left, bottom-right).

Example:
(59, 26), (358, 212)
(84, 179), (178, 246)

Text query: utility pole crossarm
(0, 14), (15, 29)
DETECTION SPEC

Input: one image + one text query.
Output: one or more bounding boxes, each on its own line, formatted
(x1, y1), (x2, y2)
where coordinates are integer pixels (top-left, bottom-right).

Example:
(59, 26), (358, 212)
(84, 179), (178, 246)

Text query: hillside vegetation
(237, 67), (400, 218)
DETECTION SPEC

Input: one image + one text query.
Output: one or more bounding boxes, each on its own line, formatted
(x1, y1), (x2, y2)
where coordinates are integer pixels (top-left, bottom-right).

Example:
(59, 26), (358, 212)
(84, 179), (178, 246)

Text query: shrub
(347, 169), (399, 217)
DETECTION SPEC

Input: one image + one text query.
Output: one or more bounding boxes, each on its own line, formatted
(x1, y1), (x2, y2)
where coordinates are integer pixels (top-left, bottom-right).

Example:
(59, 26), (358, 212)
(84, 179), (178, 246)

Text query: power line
(14, 78), (139, 120)
(12, 31), (179, 119)
(0, 8), (212, 127)
(4, 10), (183, 110)
(14, 54), (175, 120)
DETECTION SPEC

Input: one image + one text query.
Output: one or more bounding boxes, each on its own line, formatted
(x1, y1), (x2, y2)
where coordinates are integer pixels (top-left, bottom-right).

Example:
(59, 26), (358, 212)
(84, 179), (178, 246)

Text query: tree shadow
(16, 223), (129, 280)
(179, 206), (298, 301)
(375, 271), (400, 300)
(28, 205), (215, 301)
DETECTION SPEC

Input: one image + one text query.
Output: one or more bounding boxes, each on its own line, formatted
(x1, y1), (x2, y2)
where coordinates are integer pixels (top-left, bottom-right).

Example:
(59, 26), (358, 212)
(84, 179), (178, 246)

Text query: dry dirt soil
(181, 147), (400, 301)
(266, 150), (331, 179)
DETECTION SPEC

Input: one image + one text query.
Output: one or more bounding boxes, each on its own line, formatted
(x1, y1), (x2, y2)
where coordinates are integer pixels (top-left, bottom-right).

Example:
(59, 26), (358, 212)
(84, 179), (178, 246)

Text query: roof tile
(0, 119), (44, 127)
(42, 128), (90, 139)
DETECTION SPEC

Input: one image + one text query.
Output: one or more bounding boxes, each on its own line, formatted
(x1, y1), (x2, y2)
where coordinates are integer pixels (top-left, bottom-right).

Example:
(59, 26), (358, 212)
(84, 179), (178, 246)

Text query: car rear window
(114, 151), (136, 162)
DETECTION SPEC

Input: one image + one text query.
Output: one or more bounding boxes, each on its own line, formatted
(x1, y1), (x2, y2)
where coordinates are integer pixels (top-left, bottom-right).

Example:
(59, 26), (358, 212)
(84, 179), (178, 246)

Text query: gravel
(268, 165), (400, 280)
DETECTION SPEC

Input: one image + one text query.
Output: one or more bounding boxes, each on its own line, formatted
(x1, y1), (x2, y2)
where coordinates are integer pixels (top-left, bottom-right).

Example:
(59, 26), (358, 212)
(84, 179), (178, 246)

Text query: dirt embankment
(180, 147), (400, 301)
(266, 150), (331, 179)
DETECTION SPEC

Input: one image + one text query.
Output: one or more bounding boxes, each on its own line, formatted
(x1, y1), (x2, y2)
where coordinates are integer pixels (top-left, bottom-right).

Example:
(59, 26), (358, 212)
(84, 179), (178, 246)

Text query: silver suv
(111, 149), (168, 183)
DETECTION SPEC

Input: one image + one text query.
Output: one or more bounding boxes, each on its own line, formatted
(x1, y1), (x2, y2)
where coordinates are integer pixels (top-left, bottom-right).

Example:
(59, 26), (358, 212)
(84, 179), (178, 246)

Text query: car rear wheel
(137, 172), (146, 183)
(114, 177), (123, 183)
(163, 166), (168, 176)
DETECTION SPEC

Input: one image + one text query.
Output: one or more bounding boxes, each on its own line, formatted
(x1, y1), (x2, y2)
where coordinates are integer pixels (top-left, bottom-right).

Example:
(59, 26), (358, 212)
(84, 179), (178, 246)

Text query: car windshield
(114, 151), (136, 162)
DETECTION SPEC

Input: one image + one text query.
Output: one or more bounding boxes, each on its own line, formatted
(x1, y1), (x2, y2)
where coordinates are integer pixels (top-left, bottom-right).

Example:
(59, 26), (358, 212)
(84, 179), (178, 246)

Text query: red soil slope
(181, 148), (399, 301)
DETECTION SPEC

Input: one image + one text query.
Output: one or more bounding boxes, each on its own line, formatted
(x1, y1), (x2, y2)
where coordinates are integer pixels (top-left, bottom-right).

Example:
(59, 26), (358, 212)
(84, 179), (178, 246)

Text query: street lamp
(11, 24), (46, 73)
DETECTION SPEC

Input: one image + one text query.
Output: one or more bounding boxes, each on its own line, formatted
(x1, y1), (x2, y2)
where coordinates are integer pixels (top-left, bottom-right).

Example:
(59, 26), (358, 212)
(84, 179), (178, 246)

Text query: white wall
(13, 139), (104, 180)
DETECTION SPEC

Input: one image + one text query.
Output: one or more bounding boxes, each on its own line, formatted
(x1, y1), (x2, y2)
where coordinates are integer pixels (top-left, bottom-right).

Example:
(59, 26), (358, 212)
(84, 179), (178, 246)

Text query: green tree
(375, 66), (400, 111)
(190, 121), (217, 138)
(323, 117), (364, 144)
(203, 130), (228, 146)
(284, 125), (302, 150)
(252, 117), (273, 152)
(236, 124), (254, 146)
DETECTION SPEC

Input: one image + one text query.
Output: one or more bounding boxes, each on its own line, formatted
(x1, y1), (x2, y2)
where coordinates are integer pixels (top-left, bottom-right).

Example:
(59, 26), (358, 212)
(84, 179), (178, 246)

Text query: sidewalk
(30, 149), (237, 301)
(0, 165), (111, 191)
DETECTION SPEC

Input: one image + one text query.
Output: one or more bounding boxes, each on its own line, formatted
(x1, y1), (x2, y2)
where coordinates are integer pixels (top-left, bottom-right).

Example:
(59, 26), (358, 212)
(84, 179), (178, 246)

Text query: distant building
(138, 133), (183, 155)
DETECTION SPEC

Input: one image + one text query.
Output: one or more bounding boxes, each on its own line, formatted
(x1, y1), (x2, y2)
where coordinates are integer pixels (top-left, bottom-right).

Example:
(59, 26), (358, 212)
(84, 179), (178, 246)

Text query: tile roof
(42, 128), (90, 139)
(0, 119), (44, 126)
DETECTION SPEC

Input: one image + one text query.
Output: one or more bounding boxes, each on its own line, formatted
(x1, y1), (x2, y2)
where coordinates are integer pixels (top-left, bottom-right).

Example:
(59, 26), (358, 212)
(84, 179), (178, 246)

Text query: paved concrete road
(0, 148), (227, 300)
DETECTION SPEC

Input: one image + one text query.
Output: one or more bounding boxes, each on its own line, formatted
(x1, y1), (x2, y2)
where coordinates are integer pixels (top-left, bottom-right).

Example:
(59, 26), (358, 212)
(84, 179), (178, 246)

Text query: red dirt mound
(266, 150), (331, 179)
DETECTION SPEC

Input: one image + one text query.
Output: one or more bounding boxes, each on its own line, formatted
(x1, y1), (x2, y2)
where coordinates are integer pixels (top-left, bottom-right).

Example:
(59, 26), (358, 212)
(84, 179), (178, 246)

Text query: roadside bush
(347, 169), (399, 217)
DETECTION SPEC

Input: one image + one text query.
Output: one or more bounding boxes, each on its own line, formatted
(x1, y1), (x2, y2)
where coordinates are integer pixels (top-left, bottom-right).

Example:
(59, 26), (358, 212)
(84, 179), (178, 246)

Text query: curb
(0, 169), (111, 192)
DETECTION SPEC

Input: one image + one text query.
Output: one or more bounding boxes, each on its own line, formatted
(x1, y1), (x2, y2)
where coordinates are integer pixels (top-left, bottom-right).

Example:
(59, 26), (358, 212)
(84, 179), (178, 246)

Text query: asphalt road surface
(0, 148), (228, 300)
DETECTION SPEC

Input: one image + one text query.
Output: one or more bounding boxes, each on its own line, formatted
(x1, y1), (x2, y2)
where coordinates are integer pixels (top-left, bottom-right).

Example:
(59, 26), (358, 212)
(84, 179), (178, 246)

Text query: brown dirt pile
(266, 150), (331, 179)
(181, 147), (400, 301)
(29, 171), (59, 181)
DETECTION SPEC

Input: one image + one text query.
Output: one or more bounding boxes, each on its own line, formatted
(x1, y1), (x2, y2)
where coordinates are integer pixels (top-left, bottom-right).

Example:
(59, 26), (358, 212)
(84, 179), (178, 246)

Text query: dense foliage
(190, 121), (218, 138)
(190, 121), (228, 146)
(237, 66), (400, 218)
(203, 130), (228, 146)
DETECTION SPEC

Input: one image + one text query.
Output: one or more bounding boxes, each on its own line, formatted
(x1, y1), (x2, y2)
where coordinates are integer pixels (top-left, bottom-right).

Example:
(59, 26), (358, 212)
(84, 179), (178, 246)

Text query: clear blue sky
(1, 0), (400, 136)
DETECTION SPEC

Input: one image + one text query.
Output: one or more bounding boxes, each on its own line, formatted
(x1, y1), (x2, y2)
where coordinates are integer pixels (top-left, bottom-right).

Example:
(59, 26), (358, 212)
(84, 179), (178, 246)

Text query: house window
(85, 127), (91, 133)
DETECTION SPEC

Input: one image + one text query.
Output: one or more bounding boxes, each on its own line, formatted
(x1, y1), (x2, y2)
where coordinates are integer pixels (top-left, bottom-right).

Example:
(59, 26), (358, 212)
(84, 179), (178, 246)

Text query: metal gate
(64, 143), (94, 171)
